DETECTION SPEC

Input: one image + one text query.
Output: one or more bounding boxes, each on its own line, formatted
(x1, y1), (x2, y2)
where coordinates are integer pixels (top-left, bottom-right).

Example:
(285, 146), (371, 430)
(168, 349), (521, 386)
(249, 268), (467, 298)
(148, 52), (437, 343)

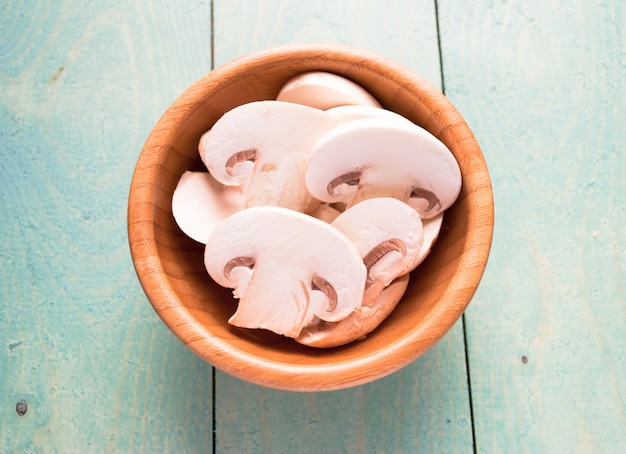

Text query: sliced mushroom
(305, 117), (462, 219)
(172, 171), (244, 244)
(296, 274), (410, 348)
(415, 212), (444, 266)
(331, 197), (424, 306)
(325, 104), (414, 125)
(277, 71), (382, 110)
(204, 206), (367, 338)
(200, 101), (339, 213)
(295, 198), (424, 348)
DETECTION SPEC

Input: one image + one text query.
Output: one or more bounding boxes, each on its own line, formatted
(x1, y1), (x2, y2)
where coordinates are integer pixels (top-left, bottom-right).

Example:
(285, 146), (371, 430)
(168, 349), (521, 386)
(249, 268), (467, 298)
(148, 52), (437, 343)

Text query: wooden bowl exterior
(127, 44), (494, 391)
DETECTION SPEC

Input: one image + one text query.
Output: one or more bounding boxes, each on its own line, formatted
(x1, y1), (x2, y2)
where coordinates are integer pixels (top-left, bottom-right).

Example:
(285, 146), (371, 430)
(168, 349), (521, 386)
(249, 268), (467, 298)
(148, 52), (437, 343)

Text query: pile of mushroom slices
(172, 71), (462, 348)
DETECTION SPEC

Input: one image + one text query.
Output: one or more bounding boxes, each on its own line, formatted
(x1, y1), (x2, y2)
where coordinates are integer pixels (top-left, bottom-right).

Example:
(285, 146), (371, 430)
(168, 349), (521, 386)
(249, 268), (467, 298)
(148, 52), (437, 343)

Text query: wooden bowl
(127, 44), (494, 391)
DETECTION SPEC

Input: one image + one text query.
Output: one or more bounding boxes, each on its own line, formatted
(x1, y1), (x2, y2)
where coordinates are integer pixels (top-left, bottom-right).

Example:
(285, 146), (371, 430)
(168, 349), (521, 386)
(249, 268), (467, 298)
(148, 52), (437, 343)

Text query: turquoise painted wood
(213, 0), (443, 88)
(438, 0), (626, 452)
(2, 0), (625, 453)
(0, 1), (214, 452)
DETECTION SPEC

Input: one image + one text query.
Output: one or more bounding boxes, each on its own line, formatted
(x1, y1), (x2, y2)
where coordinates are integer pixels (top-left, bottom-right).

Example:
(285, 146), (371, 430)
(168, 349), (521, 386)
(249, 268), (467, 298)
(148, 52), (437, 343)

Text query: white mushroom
(415, 212), (444, 266)
(296, 274), (410, 348)
(204, 206), (367, 338)
(277, 71), (382, 110)
(331, 197), (423, 305)
(325, 104), (414, 125)
(172, 171), (244, 244)
(295, 198), (424, 348)
(200, 101), (339, 213)
(305, 117), (462, 219)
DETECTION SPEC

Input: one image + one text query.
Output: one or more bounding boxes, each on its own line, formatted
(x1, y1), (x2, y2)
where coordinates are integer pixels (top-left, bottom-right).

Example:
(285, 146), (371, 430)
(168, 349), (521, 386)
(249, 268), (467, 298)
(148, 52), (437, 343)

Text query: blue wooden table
(1, 1), (624, 452)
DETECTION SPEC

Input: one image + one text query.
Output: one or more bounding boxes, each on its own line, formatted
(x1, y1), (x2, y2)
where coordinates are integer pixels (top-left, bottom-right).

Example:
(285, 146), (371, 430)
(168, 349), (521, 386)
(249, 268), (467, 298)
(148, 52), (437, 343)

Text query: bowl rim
(127, 43), (494, 391)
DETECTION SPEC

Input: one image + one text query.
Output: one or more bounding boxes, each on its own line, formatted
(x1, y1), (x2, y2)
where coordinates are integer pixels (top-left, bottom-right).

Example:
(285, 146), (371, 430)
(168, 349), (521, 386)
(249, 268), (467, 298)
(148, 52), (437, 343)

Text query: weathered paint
(0, 1), (214, 452)
(439, 0), (626, 452)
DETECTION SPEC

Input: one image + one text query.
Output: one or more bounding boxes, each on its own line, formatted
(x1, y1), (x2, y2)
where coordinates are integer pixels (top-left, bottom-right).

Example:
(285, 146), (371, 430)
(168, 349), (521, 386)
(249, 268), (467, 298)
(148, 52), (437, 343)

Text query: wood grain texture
(215, 323), (474, 453)
(0, 1), (214, 452)
(439, 0), (626, 452)
(210, 0), (478, 451)
(213, 0), (443, 89)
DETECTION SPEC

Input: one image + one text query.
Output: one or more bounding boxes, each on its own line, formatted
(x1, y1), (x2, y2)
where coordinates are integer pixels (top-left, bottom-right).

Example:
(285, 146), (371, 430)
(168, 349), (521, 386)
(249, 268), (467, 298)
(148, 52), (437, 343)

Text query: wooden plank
(213, 0), (443, 89)
(0, 1), (214, 452)
(215, 323), (473, 453)
(438, 0), (626, 452)
(212, 1), (474, 452)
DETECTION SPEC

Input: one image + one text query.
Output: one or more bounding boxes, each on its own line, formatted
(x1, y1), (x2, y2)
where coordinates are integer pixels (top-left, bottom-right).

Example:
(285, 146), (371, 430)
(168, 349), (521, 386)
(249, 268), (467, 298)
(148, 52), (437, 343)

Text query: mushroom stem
(348, 181), (413, 208)
(244, 163), (320, 212)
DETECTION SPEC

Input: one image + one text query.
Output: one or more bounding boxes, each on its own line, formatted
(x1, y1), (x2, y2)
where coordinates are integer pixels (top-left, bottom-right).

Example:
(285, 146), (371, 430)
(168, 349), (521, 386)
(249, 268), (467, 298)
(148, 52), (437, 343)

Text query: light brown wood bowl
(127, 44), (494, 392)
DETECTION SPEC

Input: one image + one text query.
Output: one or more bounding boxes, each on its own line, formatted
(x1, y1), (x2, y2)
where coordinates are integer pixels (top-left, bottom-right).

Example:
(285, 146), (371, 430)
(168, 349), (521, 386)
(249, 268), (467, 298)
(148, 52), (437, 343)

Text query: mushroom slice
(204, 206), (367, 338)
(172, 171), (244, 244)
(415, 212), (444, 266)
(200, 101), (339, 213)
(305, 117), (462, 219)
(325, 105), (414, 125)
(277, 71), (382, 110)
(331, 197), (424, 306)
(296, 274), (410, 348)
(296, 198), (425, 348)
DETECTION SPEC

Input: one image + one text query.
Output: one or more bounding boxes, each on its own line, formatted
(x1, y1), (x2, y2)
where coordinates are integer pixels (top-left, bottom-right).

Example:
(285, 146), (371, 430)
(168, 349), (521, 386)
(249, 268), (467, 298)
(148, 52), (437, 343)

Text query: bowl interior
(128, 44), (493, 391)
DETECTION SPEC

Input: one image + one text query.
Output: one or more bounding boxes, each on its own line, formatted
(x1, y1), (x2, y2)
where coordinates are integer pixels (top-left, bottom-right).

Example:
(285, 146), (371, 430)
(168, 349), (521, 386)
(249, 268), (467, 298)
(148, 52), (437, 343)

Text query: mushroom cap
(305, 117), (462, 219)
(203, 206), (367, 338)
(200, 100), (339, 212)
(171, 171), (244, 244)
(277, 71), (382, 110)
